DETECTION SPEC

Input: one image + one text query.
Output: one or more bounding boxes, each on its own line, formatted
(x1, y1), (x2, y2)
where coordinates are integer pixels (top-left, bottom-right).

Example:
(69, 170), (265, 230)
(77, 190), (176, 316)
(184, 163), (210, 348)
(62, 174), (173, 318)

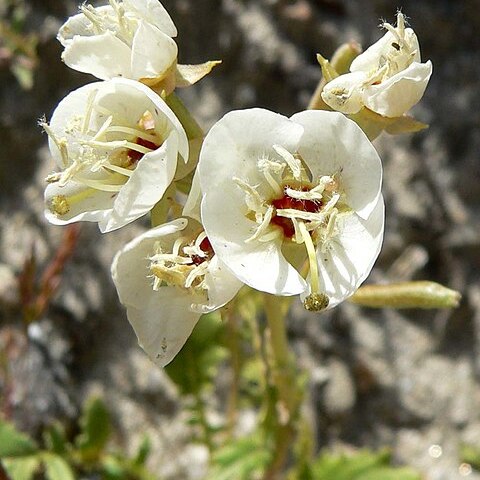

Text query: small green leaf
(42, 453), (75, 480)
(133, 436), (151, 466)
(165, 312), (227, 395)
(75, 397), (111, 459)
(102, 454), (125, 480)
(2, 456), (40, 480)
(0, 420), (38, 457)
(460, 444), (480, 470)
(43, 424), (67, 455)
(311, 450), (421, 480)
(357, 467), (421, 480)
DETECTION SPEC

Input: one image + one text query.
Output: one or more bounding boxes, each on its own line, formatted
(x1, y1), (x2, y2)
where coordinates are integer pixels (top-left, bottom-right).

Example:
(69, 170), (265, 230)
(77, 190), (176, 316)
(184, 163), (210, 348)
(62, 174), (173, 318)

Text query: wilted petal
(131, 21), (178, 82)
(363, 61), (433, 117)
(321, 71), (367, 114)
(123, 0), (177, 37)
(62, 31), (133, 80)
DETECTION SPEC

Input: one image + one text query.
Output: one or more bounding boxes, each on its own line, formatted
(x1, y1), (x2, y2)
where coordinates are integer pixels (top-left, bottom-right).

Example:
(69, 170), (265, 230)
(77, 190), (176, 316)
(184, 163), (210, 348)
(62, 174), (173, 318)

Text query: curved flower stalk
(198, 108), (384, 311)
(321, 12), (432, 118)
(111, 218), (243, 367)
(58, 0), (220, 93)
(43, 78), (188, 233)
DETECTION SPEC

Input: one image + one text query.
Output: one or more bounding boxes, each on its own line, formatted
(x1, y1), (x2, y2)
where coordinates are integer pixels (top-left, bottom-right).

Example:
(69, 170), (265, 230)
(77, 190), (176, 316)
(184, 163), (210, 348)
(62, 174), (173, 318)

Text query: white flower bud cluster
(41, 6), (432, 366)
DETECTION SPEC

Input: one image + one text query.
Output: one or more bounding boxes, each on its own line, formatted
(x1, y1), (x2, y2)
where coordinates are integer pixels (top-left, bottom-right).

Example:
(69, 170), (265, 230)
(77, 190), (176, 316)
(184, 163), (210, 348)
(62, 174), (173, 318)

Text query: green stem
(165, 92), (203, 141)
(262, 294), (301, 478)
(194, 390), (214, 452)
(150, 183), (176, 227)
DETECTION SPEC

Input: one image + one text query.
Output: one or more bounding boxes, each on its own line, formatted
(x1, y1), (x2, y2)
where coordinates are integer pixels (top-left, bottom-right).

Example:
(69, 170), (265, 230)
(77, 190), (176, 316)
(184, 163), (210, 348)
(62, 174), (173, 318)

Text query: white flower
(43, 78), (188, 232)
(58, 0), (178, 85)
(321, 12), (432, 117)
(111, 218), (243, 367)
(198, 108), (384, 311)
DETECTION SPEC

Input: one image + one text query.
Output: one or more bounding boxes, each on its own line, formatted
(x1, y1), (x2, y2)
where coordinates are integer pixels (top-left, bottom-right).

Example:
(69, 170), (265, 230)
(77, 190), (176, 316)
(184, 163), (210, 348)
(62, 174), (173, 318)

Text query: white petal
(44, 181), (113, 226)
(321, 71), (367, 114)
(47, 82), (102, 168)
(123, 0), (177, 37)
(198, 109), (306, 295)
(182, 169), (202, 223)
(197, 255), (244, 313)
(57, 6), (115, 45)
(111, 218), (200, 367)
(350, 31), (396, 73)
(62, 31), (133, 80)
(131, 21), (178, 81)
(200, 190), (306, 295)
(363, 61), (433, 117)
(109, 78), (188, 160)
(306, 195), (384, 308)
(290, 110), (382, 219)
(99, 131), (179, 233)
(111, 218), (189, 307)
(198, 108), (303, 197)
(125, 298), (200, 368)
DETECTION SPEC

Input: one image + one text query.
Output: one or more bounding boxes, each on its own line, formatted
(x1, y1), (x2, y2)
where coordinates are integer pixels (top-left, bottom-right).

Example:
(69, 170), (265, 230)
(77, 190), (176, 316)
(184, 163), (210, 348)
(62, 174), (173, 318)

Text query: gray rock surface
(1, 0), (479, 479)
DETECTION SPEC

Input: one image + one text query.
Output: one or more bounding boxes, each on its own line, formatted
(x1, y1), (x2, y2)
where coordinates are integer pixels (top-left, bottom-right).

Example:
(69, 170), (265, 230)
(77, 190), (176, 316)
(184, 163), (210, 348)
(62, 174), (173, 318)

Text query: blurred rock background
(0, 0), (479, 479)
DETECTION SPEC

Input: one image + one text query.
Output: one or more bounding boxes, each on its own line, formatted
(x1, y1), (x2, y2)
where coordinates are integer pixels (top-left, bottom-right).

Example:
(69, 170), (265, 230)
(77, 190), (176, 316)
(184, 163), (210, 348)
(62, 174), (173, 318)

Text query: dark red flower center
(270, 186), (322, 238)
(191, 237), (214, 266)
(127, 137), (160, 164)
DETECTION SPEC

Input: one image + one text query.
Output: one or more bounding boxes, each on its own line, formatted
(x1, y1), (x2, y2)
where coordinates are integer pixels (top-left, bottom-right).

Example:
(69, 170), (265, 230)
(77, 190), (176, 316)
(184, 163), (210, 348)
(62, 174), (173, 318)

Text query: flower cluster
(42, 5), (432, 366)
(321, 12), (432, 118)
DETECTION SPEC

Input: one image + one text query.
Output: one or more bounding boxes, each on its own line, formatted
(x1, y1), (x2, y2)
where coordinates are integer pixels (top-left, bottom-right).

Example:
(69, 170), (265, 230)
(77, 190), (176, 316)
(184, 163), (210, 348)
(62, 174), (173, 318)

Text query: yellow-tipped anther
(50, 195), (70, 216)
(303, 293), (330, 312)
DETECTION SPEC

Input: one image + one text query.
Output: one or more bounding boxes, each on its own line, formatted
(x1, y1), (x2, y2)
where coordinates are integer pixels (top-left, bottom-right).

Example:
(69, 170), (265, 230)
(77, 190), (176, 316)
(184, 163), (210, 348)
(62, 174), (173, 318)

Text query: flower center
(271, 186), (323, 239)
(235, 144), (349, 311)
(43, 89), (162, 217)
(149, 231), (214, 295)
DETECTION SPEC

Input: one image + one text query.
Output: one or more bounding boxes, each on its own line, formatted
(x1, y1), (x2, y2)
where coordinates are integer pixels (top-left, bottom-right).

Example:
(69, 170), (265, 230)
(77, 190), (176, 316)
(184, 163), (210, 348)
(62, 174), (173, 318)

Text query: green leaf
(75, 397), (111, 459)
(165, 312), (227, 395)
(311, 450), (421, 480)
(2, 456), (40, 480)
(133, 436), (151, 466)
(357, 467), (421, 480)
(209, 435), (271, 480)
(43, 424), (67, 455)
(42, 453), (75, 480)
(101, 454), (125, 480)
(0, 420), (38, 457)
(460, 444), (480, 471)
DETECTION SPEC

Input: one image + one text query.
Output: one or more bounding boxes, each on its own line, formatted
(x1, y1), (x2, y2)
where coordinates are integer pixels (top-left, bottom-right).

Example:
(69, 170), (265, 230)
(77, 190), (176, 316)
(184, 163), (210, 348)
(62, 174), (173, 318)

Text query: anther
(50, 195), (70, 216)
(303, 293), (330, 312)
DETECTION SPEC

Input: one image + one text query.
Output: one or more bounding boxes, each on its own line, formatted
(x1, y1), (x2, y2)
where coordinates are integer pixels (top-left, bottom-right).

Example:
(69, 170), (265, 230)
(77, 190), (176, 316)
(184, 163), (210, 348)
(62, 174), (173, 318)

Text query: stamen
(75, 177), (123, 192)
(285, 185), (324, 201)
(150, 253), (191, 265)
(102, 164), (133, 177)
(41, 122), (69, 168)
(246, 205), (274, 243)
(185, 263), (209, 289)
(50, 195), (70, 216)
(80, 5), (104, 34)
(304, 293), (330, 312)
(82, 88), (99, 134)
(93, 115), (113, 141)
(85, 139), (155, 154)
(258, 157), (283, 196)
(234, 177), (266, 215)
(104, 126), (159, 144)
(275, 209), (325, 223)
(298, 221), (320, 296)
(273, 145), (302, 181)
